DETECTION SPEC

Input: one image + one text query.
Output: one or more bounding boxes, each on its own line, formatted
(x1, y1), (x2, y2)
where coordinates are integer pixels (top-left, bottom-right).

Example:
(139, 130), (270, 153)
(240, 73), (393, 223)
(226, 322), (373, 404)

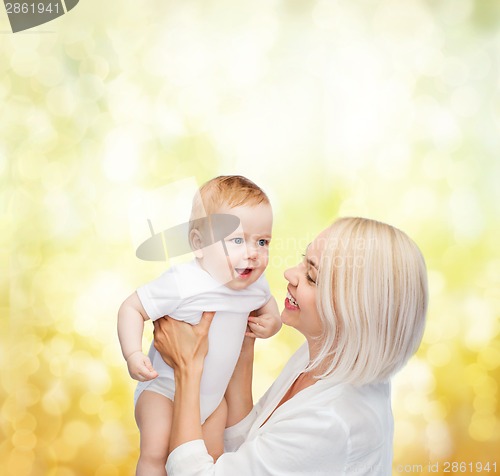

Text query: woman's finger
(198, 311), (215, 333)
(153, 316), (174, 342)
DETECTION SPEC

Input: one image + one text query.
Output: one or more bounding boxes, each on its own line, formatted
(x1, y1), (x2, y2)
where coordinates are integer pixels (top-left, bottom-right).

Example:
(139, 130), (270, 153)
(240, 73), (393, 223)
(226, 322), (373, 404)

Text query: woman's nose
(284, 265), (299, 285)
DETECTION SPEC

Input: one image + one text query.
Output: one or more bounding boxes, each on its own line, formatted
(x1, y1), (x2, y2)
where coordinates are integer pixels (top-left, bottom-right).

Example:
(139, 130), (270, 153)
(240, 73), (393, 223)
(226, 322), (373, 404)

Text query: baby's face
(199, 203), (273, 290)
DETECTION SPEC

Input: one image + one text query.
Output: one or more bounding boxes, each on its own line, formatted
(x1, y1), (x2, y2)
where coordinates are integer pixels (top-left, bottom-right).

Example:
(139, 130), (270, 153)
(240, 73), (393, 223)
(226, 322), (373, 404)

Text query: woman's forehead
(310, 228), (330, 251)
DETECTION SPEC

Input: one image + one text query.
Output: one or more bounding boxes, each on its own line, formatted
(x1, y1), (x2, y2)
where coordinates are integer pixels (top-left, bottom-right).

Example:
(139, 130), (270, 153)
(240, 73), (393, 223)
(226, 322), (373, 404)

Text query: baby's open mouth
(235, 268), (253, 276)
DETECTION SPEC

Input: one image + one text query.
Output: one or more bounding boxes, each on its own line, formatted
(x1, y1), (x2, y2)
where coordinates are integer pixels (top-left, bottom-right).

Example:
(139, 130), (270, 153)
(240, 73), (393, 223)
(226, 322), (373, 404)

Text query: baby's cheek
(258, 258), (269, 270)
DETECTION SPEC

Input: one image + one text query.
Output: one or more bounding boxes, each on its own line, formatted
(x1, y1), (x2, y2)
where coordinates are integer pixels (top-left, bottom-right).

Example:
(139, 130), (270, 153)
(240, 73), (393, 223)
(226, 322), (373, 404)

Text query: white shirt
(135, 260), (271, 422)
(167, 343), (394, 476)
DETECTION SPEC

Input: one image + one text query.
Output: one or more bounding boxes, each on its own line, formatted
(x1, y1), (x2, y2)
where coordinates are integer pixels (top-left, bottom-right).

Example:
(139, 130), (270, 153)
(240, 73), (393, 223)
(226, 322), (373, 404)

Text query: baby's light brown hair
(190, 175), (270, 221)
(188, 175), (270, 246)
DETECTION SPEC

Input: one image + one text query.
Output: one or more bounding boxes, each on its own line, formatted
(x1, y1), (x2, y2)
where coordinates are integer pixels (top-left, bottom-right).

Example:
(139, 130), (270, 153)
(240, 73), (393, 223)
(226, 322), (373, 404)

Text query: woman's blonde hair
(311, 217), (428, 385)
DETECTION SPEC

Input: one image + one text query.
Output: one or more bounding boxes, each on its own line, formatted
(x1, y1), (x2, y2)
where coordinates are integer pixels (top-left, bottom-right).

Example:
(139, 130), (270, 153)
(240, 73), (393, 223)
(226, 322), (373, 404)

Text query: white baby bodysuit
(135, 259), (271, 423)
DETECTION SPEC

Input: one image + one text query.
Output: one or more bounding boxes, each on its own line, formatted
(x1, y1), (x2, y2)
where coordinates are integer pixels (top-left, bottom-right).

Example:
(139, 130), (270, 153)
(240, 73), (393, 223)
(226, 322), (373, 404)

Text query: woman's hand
(153, 311), (215, 373)
(153, 312), (215, 455)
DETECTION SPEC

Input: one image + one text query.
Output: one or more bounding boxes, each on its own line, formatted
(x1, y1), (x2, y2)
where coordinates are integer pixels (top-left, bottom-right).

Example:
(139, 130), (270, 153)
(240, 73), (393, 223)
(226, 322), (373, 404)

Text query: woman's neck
(305, 337), (329, 378)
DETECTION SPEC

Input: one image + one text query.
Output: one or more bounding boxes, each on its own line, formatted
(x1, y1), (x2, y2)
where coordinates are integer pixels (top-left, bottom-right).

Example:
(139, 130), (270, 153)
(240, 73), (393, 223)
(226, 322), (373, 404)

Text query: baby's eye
(231, 237), (244, 245)
(257, 239), (270, 247)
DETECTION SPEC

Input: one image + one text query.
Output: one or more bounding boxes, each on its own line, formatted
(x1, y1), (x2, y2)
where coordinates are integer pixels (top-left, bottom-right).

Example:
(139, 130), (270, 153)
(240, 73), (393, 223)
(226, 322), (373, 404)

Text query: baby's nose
(246, 244), (258, 259)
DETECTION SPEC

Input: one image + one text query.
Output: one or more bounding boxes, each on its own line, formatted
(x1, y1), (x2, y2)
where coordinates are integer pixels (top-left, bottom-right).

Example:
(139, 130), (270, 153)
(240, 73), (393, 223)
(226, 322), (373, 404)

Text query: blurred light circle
(18, 383), (41, 406)
(468, 414), (497, 441)
(42, 382), (70, 416)
(49, 438), (77, 463)
(403, 392), (427, 415)
(46, 85), (77, 117)
(12, 429), (37, 451)
(98, 401), (123, 422)
(41, 161), (75, 191)
(102, 127), (142, 182)
(63, 31), (93, 61)
(1, 397), (22, 423)
(38, 57), (65, 88)
(473, 394), (496, 415)
(426, 343), (452, 367)
(472, 374), (497, 396)
(423, 399), (448, 421)
(439, 0), (474, 24)
(427, 270), (446, 297)
(425, 420), (452, 459)
(0, 78), (11, 110)
(17, 245), (43, 271)
(13, 412), (37, 432)
(450, 86), (480, 117)
(79, 55), (110, 80)
(48, 468), (77, 476)
(80, 392), (104, 415)
(62, 420), (92, 447)
(394, 419), (417, 446)
(16, 152), (48, 182)
(77, 74), (105, 102)
(95, 464), (120, 476)
(10, 50), (40, 78)
(81, 360), (111, 395)
(6, 447), (35, 476)
(413, 46), (444, 76)
(442, 57), (469, 87)
(478, 346), (500, 370)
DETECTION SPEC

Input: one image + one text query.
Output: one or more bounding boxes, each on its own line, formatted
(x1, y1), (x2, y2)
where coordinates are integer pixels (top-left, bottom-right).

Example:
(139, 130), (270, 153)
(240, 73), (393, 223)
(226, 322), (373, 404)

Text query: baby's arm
(246, 296), (282, 339)
(117, 292), (158, 381)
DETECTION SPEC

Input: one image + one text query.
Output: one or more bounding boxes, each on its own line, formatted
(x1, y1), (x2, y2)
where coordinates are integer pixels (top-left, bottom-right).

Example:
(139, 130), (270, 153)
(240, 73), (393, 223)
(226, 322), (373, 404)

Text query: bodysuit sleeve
(136, 267), (183, 320)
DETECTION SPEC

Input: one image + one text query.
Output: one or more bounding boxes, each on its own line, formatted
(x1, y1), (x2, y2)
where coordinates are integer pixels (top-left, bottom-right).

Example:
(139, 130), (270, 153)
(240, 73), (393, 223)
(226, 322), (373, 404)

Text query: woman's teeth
(287, 291), (299, 307)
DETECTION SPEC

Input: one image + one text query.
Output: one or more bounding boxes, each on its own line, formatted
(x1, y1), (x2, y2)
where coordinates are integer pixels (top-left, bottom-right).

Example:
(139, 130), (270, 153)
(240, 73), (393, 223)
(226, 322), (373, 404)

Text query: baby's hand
(247, 313), (282, 339)
(126, 351), (159, 382)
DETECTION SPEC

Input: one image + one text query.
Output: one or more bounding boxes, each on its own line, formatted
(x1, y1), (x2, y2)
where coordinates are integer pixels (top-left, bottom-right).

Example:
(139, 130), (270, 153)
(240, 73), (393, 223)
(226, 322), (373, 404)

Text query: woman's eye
(305, 273), (316, 285)
(258, 239), (269, 247)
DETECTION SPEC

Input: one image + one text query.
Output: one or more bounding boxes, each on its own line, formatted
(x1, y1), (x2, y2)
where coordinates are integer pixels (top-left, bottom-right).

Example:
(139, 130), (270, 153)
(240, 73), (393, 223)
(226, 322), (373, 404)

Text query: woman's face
(281, 228), (329, 339)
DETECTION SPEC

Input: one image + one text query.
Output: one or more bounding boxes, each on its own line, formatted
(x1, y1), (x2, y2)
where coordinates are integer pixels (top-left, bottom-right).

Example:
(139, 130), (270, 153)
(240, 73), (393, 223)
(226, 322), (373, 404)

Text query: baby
(117, 176), (281, 476)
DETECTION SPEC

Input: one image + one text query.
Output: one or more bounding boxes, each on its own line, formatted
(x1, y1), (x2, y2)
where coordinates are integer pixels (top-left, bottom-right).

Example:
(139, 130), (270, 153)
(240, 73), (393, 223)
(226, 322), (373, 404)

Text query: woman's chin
(280, 309), (297, 327)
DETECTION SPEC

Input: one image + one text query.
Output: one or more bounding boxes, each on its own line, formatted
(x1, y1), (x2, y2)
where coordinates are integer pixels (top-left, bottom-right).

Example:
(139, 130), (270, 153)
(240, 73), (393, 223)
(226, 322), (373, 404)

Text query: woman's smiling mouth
(285, 290), (300, 310)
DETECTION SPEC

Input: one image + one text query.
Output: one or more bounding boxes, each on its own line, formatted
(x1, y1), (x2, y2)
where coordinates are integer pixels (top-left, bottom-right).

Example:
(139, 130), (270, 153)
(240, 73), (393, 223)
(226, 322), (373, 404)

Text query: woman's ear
(190, 229), (204, 259)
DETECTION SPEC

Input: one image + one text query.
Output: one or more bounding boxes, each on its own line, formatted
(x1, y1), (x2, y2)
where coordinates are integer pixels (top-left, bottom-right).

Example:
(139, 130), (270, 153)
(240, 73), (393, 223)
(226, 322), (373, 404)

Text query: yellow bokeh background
(1, 0), (499, 474)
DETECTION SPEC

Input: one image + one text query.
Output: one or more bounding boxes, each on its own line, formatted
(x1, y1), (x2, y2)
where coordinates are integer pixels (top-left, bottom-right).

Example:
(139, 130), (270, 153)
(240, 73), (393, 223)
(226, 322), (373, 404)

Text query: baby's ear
(189, 229), (204, 259)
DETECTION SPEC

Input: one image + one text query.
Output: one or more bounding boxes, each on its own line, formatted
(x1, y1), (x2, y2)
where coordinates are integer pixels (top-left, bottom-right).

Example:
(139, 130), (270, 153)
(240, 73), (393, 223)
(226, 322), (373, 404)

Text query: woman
(153, 217), (428, 475)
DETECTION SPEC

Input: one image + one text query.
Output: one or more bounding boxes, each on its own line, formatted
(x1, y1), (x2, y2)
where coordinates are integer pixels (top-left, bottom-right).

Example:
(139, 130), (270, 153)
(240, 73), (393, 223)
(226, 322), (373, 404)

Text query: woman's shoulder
(318, 380), (391, 420)
(274, 379), (392, 440)
(315, 381), (393, 453)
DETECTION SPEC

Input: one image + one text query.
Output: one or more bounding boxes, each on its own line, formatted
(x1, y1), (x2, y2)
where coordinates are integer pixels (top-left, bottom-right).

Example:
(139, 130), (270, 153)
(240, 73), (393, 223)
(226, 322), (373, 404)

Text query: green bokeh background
(1, 0), (499, 475)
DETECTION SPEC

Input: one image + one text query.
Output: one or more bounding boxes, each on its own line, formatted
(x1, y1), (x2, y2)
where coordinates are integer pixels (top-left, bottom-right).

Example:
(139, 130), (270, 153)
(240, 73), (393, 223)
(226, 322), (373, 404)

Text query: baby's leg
(201, 397), (228, 461)
(135, 390), (174, 476)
